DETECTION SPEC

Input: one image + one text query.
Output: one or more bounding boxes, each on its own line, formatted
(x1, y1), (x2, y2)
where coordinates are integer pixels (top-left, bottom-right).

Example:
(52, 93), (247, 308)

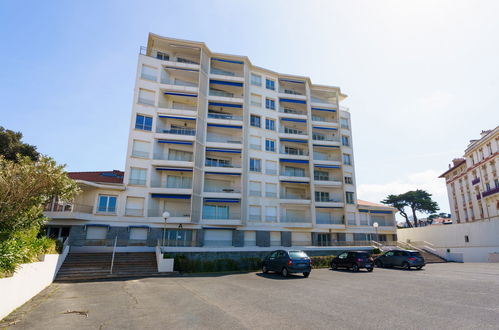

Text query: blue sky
(1, 0), (498, 215)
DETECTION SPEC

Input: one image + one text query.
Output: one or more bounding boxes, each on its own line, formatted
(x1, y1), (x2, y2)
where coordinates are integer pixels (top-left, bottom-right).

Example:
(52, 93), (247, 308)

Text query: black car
(262, 250), (312, 277)
(375, 250), (425, 270)
(331, 251), (374, 272)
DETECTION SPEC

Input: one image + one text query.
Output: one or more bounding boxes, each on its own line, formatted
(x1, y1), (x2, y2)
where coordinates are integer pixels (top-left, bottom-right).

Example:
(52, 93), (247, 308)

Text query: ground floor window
(317, 233), (331, 246)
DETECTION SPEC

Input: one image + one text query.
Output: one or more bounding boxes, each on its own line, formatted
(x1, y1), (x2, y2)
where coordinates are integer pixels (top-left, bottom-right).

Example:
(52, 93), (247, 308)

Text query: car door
(336, 252), (348, 267)
(277, 251), (288, 270)
(267, 251), (279, 271)
(382, 251), (395, 266)
(346, 252), (357, 267)
(394, 251), (407, 266)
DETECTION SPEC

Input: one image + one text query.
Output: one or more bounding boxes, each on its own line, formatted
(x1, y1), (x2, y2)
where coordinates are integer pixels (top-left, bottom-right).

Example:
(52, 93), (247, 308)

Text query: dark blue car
(262, 250), (312, 277)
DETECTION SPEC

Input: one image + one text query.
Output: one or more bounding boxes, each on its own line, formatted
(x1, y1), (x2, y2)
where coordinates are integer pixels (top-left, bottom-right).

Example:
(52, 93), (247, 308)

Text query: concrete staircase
(56, 252), (167, 281)
(396, 241), (447, 263)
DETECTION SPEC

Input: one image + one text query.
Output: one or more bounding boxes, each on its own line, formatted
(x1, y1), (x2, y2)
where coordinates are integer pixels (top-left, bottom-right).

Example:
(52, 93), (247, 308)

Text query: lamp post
(373, 222), (379, 242)
(162, 211), (170, 247)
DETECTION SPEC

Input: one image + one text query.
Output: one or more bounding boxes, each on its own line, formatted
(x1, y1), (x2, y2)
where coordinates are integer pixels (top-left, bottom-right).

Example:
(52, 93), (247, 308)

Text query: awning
(157, 140), (193, 145)
(313, 126), (337, 130)
(204, 198), (240, 203)
(205, 172), (241, 176)
(280, 138), (308, 143)
(207, 123), (242, 129)
(151, 194), (191, 199)
(209, 79), (243, 87)
(280, 98), (306, 104)
(311, 107), (336, 112)
(155, 167), (193, 172)
(128, 225), (150, 231)
(208, 102), (242, 108)
(212, 58), (244, 65)
(281, 118), (306, 123)
(164, 92), (197, 98)
(359, 209), (369, 213)
(370, 210), (393, 214)
(314, 165), (341, 169)
(280, 159), (309, 164)
(206, 148), (241, 153)
(84, 224), (110, 229)
(158, 115), (196, 121)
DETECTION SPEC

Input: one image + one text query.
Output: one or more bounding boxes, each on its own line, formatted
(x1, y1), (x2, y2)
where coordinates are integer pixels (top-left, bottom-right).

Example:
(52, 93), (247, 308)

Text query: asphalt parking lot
(3, 263), (499, 329)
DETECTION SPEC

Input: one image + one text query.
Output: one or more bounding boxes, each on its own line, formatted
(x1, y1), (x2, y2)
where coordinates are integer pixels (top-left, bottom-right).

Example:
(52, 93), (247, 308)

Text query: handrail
(109, 236), (118, 274)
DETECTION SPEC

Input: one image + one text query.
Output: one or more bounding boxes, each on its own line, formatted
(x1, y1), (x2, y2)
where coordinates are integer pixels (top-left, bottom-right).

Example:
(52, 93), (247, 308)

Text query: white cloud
(357, 169), (450, 220)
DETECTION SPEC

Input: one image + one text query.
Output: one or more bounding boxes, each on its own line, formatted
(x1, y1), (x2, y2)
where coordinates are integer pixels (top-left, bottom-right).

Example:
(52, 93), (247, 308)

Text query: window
(265, 118), (275, 131)
(249, 206), (261, 221)
(314, 170), (329, 181)
(251, 74), (262, 86)
(343, 153), (352, 165)
(132, 140), (150, 158)
(250, 93), (262, 107)
(250, 115), (261, 127)
(166, 175), (192, 188)
(340, 118), (349, 129)
(345, 176), (353, 184)
(86, 226), (108, 240)
(203, 205), (229, 219)
(283, 166), (305, 177)
(249, 181), (261, 196)
(156, 51), (170, 61)
(342, 135), (350, 146)
(97, 195), (117, 213)
(130, 167), (147, 186)
(265, 183), (277, 197)
(347, 212), (356, 225)
(346, 191), (355, 204)
(138, 89), (155, 106)
(125, 197), (144, 216)
(250, 158), (261, 172)
(265, 139), (276, 152)
(359, 212), (369, 225)
(129, 228), (148, 240)
(266, 78), (275, 90)
(250, 135), (261, 150)
(464, 235), (469, 243)
(265, 98), (276, 110)
(169, 149), (193, 161)
(135, 114), (153, 131)
(315, 191), (331, 202)
(141, 65), (158, 81)
(265, 160), (277, 175)
(265, 206), (277, 222)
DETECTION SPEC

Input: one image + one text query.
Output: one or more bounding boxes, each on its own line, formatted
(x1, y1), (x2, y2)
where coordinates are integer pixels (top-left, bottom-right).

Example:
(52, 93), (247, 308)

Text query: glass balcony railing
(205, 159), (241, 168)
(206, 135), (242, 144)
(280, 149), (308, 156)
(281, 194), (310, 200)
(279, 107), (306, 115)
(316, 215), (344, 225)
(312, 134), (340, 142)
(140, 46), (200, 65)
(204, 186), (241, 193)
(280, 127), (307, 135)
(156, 127), (196, 136)
(160, 78), (198, 87)
(153, 153), (193, 162)
(208, 113), (243, 121)
(210, 67), (236, 77)
(280, 216), (311, 223)
(209, 89), (234, 98)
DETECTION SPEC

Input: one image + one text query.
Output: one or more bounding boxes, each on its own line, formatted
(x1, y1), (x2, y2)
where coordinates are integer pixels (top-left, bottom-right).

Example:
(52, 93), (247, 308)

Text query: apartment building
(439, 126), (499, 223)
(44, 33), (397, 249)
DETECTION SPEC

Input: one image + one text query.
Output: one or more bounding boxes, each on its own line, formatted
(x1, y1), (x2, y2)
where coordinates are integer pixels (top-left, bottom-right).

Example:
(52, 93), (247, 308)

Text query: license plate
(365, 264), (371, 268)
(297, 263), (306, 267)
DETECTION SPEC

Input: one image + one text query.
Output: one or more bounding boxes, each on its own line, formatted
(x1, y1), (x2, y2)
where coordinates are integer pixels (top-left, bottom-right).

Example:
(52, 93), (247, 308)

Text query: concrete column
(281, 231), (291, 247)
(232, 230), (244, 247)
(256, 231), (270, 247)
(311, 232), (319, 246)
(195, 229), (204, 247)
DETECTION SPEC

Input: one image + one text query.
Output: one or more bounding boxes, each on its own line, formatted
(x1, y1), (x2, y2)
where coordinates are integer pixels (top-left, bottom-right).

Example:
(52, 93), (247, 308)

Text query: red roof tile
(68, 170), (124, 184)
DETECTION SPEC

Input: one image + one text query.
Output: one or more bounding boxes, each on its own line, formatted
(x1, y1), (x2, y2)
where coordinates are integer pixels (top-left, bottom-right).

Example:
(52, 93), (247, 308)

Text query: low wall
(156, 246), (174, 272)
(397, 219), (499, 262)
(0, 246), (69, 320)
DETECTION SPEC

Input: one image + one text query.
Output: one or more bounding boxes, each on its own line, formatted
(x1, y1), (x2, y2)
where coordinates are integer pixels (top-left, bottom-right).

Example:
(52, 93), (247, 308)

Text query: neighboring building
(44, 33), (397, 250)
(439, 127), (499, 223)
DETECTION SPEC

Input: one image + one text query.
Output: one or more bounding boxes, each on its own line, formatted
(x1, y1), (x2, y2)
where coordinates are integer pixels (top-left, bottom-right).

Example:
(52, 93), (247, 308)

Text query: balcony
(278, 79), (306, 96)
(158, 92), (198, 115)
(279, 107), (307, 116)
(152, 149), (194, 168)
(279, 126), (308, 137)
(471, 178), (480, 185)
(44, 203), (93, 214)
(206, 125), (243, 149)
(482, 186), (499, 198)
(202, 200), (241, 225)
(316, 214), (344, 225)
(156, 127), (196, 136)
(310, 89), (337, 106)
(140, 46), (200, 67)
(205, 158), (241, 169)
(210, 58), (244, 78)
(207, 113), (243, 121)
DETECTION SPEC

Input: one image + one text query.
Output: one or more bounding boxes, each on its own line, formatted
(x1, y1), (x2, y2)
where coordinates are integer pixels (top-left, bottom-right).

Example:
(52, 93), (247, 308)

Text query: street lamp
(373, 222), (379, 242)
(162, 211), (170, 247)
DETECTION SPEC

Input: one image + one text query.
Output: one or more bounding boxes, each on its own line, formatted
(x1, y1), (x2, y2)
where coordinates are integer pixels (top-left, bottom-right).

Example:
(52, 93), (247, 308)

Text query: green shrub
(170, 255), (262, 273)
(372, 248), (381, 255)
(310, 255), (336, 269)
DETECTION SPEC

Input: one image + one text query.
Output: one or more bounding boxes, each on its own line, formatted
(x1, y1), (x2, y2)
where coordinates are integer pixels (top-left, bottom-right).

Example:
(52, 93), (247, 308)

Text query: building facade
(439, 126), (499, 223)
(44, 33), (397, 249)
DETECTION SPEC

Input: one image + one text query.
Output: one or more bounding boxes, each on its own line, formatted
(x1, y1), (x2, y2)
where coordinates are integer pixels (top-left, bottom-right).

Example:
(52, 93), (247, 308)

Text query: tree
(381, 194), (412, 228)
(402, 190), (439, 227)
(0, 126), (39, 162)
(0, 155), (80, 236)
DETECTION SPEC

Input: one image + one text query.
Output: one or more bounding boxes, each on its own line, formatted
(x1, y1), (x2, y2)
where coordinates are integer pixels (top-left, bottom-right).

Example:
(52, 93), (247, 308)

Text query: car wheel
(282, 267), (289, 277)
(402, 262), (410, 270)
(331, 262), (338, 270)
(352, 264), (359, 272)
(375, 260), (383, 268)
(416, 266), (423, 270)
(262, 265), (268, 274)
(367, 268), (374, 272)
(303, 272), (310, 278)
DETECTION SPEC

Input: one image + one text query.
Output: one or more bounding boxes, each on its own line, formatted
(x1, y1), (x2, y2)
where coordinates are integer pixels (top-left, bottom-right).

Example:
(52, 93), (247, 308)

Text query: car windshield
(409, 252), (422, 257)
(357, 253), (370, 258)
(289, 251), (308, 258)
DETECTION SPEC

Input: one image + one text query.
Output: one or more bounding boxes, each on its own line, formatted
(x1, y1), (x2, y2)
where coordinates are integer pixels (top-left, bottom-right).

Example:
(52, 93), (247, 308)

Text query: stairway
(396, 241), (447, 263)
(416, 250), (447, 263)
(56, 252), (169, 281)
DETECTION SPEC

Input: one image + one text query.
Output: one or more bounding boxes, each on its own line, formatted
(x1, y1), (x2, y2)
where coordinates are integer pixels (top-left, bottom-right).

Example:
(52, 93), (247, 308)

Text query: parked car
(374, 250), (425, 270)
(262, 250), (312, 277)
(331, 251), (374, 272)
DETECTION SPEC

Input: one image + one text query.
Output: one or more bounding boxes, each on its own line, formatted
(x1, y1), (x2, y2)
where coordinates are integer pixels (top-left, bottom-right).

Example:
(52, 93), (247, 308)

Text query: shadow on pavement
(256, 272), (307, 280)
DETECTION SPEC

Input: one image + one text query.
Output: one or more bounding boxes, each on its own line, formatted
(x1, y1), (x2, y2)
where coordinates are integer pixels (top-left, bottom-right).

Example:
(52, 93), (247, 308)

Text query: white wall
(397, 219), (499, 262)
(0, 246), (69, 320)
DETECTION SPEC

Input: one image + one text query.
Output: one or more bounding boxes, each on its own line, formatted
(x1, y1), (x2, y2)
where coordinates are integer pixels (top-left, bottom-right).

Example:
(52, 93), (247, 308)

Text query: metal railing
(279, 107), (306, 115)
(208, 113), (243, 120)
(280, 127), (307, 135)
(160, 78), (198, 87)
(315, 197), (343, 203)
(280, 89), (304, 96)
(210, 67), (242, 77)
(131, 150), (150, 158)
(280, 149), (309, 156)
(209, 89), (236, 98)
(204, 187), (241, 193)
(153, 153), (193, 162)
(44, 203), (94, 213)
(206, 135), (242, 144)
(313, 155), (341, 161)
(148, 209), (191, 217)
(205, 159), (241, 168)
(312, 134), (340, 142)
(280, 217), (312, 223)
(139, 46), (200, 65)
(281, 170), (308, 177)
(156, 127), (196, 135)
(110, 236), (117, 274)
(316, 216), (344, 225)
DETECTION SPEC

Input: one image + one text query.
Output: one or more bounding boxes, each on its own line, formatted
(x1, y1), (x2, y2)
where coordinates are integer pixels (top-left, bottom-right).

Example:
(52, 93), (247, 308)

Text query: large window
(315, 191), (331, 202)
(132, 140), (150, 158)
(266, 78), (275, 90)
(265, 98), (276, 110)
(250, 93), (262, 107)
(346, 191), (355, 204)
(203, 205), (229, 219)
(265, 118), (275, 131)
(342, 135), (350, 146)
(250, 158), (261, 172)
(249, 181), (261, 196)
(166, 175), (192, 188)
(249, 206), (261, 220)
(125, 197), (144, 216)
(265, 160), (277, 175)
(265, 139), (275, 152)
(343, 153), (352, 165)
(250, 135), (261, 150)
(250, 115), (261, 128)
(141, 65), (158, 81)
(138, 89), (155, 106)
(251, 74), (262, 86)
(265, 206), (277, 222)
(135, 114), (152, 131)
(129, 167), (147, 185)
(314, 170), (329, 181)
(169, 149), (193, 161)
(345, 176), (353, 184)
(265, 183), (277, 197)
(284, 166), (305, 177)
(97, 195), (117, 213)
(340, 118), (349, 129)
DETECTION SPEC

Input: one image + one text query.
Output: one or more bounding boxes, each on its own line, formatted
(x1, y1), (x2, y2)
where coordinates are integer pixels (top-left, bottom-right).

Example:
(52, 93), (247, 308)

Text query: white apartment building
(439, 126), (499, 223)
(44, 33), (397, 250)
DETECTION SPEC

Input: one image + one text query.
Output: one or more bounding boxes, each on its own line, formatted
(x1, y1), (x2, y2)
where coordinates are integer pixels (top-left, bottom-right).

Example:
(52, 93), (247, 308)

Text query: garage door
(292, 232), (311, 246)
(86, 226), (107, 240)
(204, 229), (233, 247)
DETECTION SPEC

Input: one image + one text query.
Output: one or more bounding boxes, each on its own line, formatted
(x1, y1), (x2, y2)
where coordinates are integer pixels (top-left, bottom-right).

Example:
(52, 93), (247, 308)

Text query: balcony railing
(280, 216), (311, 223)
(313, 155), (341, 161)
(171, 102), (197, 111)
(280, 89), (304, 96)
(156, 128), (196, 136)
(204, 187), (241, 193)
(160, 78), (198, 87)
(209, 89), (234, 98)
(206, 135), (242, 144)
(315, 197), (343, 203)
(210, 67), (240, 77)
(139, 46), (200, 65)
(148, 209), (191, 217)
(281, 194), (310, 200)
(153, 153), (193, 162)
(131, 150), (150, 158)
(280, 149), (309, 156)
(150, 180), (192, 189)
(208, 113), (243, 120)
(281, 169), (308, 177)
(311, 115), (337, 123)
(316, 215), (344, 225)
(482, 186), (499, 198)
(312, 134), (340, 142)
(44, 203), (93, 214)
(280, 127), (307, 135)
(205, 159), (241, 168)
(279, 107), (306, 115)
(125, 208), (144, 216)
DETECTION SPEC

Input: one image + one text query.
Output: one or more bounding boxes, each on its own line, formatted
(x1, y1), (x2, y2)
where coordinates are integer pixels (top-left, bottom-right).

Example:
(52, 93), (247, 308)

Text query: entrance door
(317, 233), (331, 246)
